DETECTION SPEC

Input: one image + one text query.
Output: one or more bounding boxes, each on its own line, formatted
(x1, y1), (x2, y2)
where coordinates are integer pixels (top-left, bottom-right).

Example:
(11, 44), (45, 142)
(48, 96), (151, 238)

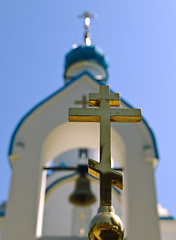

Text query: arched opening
(37, 121), (126, 237)
(42, 163), (122, 237)
(41, 122), (125, 167)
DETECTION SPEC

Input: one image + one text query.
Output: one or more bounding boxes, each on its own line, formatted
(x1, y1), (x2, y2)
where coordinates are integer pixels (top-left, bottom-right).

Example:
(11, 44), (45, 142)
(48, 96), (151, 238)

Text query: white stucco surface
(160, 219), (176, 240)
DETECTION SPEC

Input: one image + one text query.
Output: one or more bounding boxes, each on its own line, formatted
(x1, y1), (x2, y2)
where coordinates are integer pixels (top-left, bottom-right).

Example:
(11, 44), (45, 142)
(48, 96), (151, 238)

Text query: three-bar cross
(69, 85), (141, 206)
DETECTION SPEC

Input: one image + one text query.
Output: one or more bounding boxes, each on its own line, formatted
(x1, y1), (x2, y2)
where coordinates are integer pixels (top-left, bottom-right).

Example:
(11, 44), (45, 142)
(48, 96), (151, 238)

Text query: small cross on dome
(78, 11), (96, 46)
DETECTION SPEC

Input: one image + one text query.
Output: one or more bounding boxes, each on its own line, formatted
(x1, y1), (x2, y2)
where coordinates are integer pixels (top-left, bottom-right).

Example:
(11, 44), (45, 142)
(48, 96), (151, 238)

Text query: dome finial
(78, 11), (96, 46)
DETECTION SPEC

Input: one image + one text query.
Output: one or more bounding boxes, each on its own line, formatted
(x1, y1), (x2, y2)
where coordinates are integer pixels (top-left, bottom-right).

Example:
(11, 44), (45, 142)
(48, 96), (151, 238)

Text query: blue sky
(1, 0), (176, 218)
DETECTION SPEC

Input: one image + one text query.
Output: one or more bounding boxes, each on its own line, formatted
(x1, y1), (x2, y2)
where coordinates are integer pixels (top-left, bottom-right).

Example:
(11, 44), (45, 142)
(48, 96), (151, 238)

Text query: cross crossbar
(69, 108), (141, 122)
(89, 85), (120, 107)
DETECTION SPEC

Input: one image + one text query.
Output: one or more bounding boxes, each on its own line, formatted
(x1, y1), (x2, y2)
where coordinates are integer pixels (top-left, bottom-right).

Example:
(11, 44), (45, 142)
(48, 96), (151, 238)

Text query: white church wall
(160, 219), (176, 240)
(0, 216), (4, 240)
(112, 122), (160, 240)
(43, 182), (73, 236)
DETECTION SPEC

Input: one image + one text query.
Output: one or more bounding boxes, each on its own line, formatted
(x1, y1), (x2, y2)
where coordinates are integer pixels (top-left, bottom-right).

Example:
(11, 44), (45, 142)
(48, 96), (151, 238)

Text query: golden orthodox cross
(75, 95), (89, 108)
(69, 85), (141, 206)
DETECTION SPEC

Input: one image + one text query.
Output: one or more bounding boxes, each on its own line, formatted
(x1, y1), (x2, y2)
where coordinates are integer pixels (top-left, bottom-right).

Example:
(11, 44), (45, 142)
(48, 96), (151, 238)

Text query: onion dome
(64, 45), (109, 84)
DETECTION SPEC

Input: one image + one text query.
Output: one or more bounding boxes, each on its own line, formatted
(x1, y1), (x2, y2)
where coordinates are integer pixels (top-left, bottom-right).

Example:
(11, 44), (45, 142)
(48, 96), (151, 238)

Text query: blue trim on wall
(159, 216), (174, 220)
(8, 73), (159, 160)
(120, 97), (159, 159)
(113, 186), (121, 196)
(46, 172), (121, 197)
(46, 172), (77, 194)
(0, 211), (5, 217)
(8, 71), (103, 155)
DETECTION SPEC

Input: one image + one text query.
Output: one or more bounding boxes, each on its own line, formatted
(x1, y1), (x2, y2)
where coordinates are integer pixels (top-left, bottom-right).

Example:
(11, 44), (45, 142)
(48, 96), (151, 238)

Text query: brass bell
(88, 206), (124, 240)
(69, 166), (96, 206)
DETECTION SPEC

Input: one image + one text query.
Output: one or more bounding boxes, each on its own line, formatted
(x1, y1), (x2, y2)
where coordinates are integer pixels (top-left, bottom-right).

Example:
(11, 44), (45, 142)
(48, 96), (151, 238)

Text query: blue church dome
(64, 45), (109, 84)
(64, 45), (109, 72)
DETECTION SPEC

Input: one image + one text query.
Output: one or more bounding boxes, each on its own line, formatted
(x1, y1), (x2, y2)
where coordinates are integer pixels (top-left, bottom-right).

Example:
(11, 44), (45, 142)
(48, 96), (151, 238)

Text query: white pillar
(3, 157), (45, 240)
(125, 146), (160, 240)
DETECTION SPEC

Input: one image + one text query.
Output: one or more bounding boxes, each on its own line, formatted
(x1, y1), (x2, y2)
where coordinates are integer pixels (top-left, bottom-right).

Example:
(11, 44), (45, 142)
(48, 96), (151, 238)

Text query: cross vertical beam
(101, 89), (111, 205)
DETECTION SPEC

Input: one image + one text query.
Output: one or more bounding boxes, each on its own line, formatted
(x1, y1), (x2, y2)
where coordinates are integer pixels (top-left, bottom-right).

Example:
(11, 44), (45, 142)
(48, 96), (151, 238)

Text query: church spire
(64, 12), (108, 84)
(78, 11), (96, 46)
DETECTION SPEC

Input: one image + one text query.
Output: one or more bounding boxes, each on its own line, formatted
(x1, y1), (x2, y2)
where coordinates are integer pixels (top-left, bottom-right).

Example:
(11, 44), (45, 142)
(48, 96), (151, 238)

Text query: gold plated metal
(88, 206), (124, 240)
(69, 85), (142, 239)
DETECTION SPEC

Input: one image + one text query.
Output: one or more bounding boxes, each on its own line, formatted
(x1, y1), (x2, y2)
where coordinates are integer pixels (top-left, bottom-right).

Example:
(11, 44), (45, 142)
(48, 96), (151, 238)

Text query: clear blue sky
(1, 0), (176, 218)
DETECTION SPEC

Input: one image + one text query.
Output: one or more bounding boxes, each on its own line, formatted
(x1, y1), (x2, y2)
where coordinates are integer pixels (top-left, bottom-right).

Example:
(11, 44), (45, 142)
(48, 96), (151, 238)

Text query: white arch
(41, 122), (125, 168)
